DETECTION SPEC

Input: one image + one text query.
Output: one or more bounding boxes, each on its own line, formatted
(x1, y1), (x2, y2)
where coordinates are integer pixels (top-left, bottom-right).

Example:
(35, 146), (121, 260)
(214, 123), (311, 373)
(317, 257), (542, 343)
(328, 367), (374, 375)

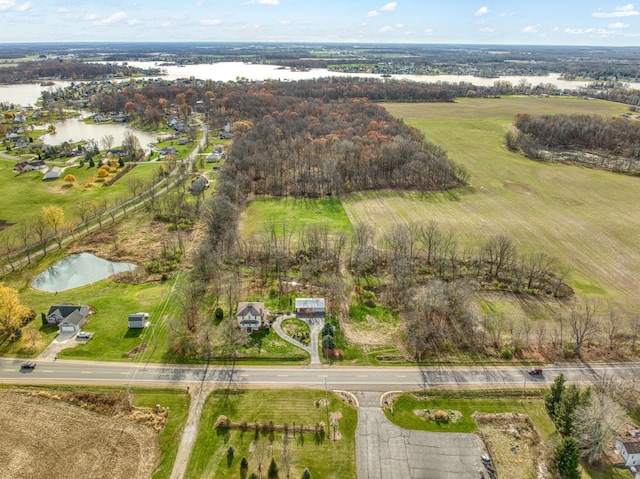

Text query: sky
(1, 0), (639, 46)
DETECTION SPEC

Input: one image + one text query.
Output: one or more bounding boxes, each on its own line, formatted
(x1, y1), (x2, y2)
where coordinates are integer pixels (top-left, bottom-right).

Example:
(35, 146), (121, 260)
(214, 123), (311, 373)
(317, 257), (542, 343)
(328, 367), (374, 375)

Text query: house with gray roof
(236, 301), (267, 332)
(46, 303), (90, 333)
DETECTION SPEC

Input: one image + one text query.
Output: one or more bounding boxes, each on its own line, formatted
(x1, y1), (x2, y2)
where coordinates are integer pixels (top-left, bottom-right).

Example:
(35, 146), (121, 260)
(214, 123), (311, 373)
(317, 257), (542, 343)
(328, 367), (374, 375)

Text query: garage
(59, 324), (77, 333)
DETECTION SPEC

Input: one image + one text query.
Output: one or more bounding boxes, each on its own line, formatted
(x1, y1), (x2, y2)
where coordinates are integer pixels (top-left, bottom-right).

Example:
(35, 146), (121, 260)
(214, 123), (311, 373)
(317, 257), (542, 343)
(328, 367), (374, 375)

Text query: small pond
(32, 252), (136, 293)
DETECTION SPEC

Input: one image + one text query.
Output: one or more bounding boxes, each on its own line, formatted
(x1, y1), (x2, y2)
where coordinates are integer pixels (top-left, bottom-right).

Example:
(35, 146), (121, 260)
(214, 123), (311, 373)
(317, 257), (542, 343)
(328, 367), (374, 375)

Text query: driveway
(271, 314), (323, 366)
(37, 331), (83, 360)
(355, 392), (486, 479)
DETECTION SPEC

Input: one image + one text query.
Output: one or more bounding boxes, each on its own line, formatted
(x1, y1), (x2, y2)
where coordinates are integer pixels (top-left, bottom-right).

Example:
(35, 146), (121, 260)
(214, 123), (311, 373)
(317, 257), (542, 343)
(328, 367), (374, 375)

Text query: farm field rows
(343, 97), (640, 311)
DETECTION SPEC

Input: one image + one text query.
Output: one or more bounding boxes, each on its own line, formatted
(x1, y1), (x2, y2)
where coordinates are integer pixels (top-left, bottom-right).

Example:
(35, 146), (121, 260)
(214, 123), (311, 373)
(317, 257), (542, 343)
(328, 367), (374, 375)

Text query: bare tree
(604, 309), (621, 350)
(574, 391), (626, 465)
(417, 220), (442, 266)
(522, 251), (555, 290)
(567, 300), (600, 357)
(100, 134), (114, 152)
(17, 221), (33, 263)
(481, 234), (516, 278)
(250, 438), (267, 478)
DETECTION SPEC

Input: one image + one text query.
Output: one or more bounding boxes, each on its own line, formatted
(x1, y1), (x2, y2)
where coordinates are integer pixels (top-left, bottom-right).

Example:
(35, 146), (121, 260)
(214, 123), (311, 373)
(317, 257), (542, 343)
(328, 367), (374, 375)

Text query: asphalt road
(2, 359), (639, 390)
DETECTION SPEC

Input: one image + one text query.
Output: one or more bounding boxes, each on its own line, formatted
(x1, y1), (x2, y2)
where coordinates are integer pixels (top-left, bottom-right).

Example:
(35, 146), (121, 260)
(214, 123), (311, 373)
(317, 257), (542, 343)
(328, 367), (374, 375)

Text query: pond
(40, 111), (160, 150)
(32, 252), (136, 292)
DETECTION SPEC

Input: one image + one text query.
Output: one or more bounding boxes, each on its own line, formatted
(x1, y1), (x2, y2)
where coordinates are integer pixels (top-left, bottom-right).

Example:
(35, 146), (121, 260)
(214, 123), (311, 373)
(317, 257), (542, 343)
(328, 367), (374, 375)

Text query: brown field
(0, 391), (160, 479)
(342, 97), (640, 313)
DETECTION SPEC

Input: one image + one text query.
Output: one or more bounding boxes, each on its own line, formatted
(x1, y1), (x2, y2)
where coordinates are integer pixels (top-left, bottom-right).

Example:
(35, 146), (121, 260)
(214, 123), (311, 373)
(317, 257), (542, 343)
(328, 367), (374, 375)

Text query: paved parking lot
(355, 392), (485, 479)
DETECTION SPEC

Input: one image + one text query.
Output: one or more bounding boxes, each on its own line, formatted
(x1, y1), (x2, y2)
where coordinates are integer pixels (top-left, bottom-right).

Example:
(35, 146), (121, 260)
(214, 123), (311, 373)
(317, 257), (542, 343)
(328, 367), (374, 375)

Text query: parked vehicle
(77, 332), (91, 339)
(21, 362), (36, 370)
(528, 367), (543, 375)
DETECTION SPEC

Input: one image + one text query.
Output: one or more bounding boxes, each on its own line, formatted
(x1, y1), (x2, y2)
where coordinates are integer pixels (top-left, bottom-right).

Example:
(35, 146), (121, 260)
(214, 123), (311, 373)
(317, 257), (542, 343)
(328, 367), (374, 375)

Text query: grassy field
(185, 388), (357, 479)
(0, 250), (177, 361)
(341, 97), (640, 311)
(0, 158), (160, 228)
(239, 197), (352, 241)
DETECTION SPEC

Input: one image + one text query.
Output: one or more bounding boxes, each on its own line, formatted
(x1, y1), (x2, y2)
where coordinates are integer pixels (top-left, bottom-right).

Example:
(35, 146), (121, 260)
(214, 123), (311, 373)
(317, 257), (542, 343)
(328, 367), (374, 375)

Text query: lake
(32, 252), (136, 292)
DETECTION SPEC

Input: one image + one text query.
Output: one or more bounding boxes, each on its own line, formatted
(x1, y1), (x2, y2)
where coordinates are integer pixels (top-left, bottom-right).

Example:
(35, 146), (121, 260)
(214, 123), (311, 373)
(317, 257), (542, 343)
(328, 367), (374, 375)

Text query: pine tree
(553, 437), (580, 479)
(545, 373), (566, 422)
(301, 468), (311, 479)
(267, 458), (279, 479)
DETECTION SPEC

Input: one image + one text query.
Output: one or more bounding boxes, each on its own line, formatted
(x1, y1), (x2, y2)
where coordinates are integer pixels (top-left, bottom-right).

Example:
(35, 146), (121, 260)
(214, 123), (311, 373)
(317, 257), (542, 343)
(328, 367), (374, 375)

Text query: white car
(77, 332), (91, 339)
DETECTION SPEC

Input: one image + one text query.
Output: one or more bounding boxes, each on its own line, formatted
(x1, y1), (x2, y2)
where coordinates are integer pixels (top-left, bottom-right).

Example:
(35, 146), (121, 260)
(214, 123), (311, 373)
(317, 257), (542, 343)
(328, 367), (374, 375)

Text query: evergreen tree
(322, 335), (335, 351)
(267, 458), (279, 479)
(545, 373), (566, 422)
(553, 437), (581, 479)
(556, 385), (591, 437)
(321, 322), (333, 338)
(301, 468), (311, 479)
(240, 457), (249, 479)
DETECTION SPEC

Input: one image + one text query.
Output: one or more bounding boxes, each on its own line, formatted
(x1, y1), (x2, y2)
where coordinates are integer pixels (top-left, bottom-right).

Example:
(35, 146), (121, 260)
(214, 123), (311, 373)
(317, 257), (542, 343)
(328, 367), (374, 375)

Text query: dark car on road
(528, 367), (543, 375)
(20, 362), (36, 370)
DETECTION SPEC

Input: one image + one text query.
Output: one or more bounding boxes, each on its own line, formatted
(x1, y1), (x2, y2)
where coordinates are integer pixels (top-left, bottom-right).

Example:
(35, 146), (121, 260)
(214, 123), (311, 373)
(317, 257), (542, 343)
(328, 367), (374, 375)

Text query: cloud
(258, 0), (279, 4)
(93, 11), (127, 25)
(395, 23), (404, 28)
(195, 0), (204, 5)
(377, 25), (393, 33)
(14, 1), (29, 11)
(366, 10), (379, 18)
(240, 23), (262, 30)
(424, 28), (433, 35)
(0, 0), (30, 12)
(161, 21), (172, 28)
(83, 13), (98, 21)
(521, 24), (539, 33)
(57, 7), (69, 13)
(564, 27), (617, 36)
(592, 3), (639, 17)
(380, 2), (398, 11)
(127, 19), (141, 25)
(500, 12), (514, 17)
(475, 6), (489, 16)
(479, 27), (494, 32)
(201, 18), (222, 25)
(552, 26), (559, 32)
(280, 19), (291, 25)
(608, 21), (629, 28)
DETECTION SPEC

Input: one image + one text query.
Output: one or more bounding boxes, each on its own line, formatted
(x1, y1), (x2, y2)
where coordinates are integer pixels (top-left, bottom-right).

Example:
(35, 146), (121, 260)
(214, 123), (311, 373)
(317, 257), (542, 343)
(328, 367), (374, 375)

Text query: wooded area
(507, 113), (640, 174)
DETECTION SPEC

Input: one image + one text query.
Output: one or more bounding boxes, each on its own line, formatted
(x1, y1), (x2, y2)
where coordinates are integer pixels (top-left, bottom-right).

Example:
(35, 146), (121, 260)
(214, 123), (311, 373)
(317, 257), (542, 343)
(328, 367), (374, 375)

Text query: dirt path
(169, 383), (214, 479)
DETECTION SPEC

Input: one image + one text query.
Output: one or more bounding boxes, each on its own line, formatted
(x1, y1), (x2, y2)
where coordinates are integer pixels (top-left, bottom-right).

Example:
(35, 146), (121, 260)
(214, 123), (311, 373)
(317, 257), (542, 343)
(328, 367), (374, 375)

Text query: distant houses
(13, 160), (47, 173)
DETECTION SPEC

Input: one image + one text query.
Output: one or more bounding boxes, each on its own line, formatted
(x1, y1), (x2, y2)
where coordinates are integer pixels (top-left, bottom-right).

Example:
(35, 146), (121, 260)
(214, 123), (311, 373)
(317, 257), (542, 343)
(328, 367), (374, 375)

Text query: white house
(236, 301), (267, 332)
(615, 437), (640, 467)
(43, 166), (63, 180)
(295, 298), (325, 316)
(128, 312), (149, 329)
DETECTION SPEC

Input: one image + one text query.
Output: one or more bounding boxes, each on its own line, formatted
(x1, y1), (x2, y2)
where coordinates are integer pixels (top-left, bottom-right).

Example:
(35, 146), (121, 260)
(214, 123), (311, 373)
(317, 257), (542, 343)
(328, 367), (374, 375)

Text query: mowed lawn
(0, 158), (159, 229)
(186, 389), (357, 479)
(343, 97), (640, 309)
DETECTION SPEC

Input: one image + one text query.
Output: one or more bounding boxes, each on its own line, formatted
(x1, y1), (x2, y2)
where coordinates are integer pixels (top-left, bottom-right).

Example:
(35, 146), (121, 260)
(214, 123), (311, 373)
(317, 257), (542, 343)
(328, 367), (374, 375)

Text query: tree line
(0, 60), (147, 84)
(507, 113), (640, 174)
